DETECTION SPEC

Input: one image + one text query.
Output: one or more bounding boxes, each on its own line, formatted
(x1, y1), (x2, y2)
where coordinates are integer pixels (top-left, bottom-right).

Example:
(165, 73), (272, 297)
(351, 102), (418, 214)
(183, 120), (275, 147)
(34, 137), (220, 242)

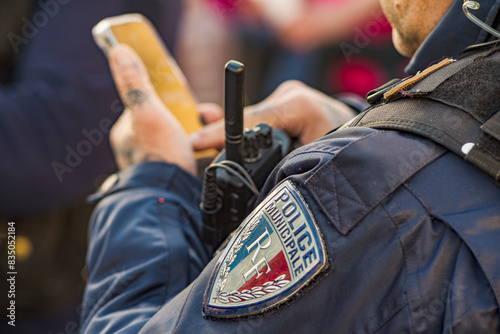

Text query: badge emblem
(203, 180), (326, 318)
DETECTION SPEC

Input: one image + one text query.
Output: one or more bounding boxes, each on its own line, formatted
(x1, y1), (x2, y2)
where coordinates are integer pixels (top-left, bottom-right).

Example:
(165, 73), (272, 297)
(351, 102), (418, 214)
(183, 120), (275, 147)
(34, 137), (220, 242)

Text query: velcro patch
(203, 180), (326, 318)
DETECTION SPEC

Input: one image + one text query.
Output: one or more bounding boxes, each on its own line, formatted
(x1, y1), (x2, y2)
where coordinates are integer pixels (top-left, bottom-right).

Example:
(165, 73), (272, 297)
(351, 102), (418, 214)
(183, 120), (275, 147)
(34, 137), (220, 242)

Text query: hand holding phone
(92, 14), (217, 159)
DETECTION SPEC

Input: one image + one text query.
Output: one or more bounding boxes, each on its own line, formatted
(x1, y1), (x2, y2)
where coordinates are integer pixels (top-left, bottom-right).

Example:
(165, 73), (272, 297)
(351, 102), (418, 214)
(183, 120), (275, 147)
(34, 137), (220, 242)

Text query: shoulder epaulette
(348, 44), (500, 184)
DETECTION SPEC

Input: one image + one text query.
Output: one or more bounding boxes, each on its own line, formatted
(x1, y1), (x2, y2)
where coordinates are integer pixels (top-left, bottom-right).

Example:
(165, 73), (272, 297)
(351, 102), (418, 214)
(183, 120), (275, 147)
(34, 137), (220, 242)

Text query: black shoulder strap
(347, 44), (500, 184)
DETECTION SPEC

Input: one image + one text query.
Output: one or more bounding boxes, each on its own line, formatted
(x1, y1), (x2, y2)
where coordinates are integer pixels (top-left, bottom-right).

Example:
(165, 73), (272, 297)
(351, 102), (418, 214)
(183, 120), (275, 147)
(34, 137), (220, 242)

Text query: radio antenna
(224, 60), (245, 166)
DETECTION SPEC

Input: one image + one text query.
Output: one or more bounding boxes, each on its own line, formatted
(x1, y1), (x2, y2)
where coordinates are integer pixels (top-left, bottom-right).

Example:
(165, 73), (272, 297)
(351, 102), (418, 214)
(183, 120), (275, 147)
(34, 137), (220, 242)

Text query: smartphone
(92, 14), (216, 159)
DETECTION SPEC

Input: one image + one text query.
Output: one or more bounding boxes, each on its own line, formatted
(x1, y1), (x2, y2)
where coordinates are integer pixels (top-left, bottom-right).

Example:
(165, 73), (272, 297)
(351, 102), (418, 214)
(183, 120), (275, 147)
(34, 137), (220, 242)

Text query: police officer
(81, 0), (500, 332)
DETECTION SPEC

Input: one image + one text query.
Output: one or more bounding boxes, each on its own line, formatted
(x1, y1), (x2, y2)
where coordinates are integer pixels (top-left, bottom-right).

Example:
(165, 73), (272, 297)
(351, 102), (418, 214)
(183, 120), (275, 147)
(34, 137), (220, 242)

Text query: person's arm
(81, 161), (211, 333)
(80, 44), (207, 332)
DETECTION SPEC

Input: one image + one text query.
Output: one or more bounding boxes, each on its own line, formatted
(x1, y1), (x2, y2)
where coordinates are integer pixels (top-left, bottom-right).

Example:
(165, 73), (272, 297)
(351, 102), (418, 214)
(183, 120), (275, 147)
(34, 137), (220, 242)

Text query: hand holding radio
(191, 80), (356, 152)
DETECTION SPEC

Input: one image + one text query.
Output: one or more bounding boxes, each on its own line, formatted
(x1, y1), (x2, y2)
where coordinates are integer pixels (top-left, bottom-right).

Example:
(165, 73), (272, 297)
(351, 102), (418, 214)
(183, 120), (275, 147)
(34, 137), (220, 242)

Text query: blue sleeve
(81, 162), (212, 333)
(81, 129), (376, 333)
(0, 0), (182, 216)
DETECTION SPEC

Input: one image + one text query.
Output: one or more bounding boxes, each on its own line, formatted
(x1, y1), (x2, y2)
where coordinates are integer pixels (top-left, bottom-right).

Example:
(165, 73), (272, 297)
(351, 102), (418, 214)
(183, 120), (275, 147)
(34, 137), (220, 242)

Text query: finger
(244, 102), (291, 131)
(260, 80), (306, 103)
(191, 81), (308, 151)
(191, 104), (282, 151)
(198, 103), (223, 124)
(108, 44), (158, 110)
(190, 120), (225, 151)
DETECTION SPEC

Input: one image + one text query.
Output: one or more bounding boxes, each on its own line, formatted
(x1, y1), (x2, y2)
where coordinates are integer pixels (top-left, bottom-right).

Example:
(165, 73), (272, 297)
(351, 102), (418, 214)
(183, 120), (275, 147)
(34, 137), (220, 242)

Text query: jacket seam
(372, 302), (409, 334)
(380, 198), (415, 333)
(305, 130), (383, 185)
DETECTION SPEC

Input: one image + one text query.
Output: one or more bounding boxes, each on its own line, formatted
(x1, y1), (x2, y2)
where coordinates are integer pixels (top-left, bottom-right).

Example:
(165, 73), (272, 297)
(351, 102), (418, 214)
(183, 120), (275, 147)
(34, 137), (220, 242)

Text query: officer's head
(380, 0), (455, 57)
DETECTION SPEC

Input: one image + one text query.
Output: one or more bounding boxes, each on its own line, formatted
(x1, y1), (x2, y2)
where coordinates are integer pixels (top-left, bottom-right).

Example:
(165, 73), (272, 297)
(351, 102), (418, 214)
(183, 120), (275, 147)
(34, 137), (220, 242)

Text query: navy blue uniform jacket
(81, 1), (500, 332)
(81, 125), (500, 333)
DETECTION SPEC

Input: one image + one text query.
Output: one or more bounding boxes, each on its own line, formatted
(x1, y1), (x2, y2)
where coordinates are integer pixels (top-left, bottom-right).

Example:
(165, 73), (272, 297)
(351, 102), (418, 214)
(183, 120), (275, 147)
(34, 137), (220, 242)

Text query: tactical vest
(345, 41), (500, 185)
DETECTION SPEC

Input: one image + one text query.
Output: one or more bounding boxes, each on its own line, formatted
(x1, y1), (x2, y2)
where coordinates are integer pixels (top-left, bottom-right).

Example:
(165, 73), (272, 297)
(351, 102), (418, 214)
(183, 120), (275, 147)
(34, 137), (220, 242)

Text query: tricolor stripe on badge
(203, 180), (327, 318)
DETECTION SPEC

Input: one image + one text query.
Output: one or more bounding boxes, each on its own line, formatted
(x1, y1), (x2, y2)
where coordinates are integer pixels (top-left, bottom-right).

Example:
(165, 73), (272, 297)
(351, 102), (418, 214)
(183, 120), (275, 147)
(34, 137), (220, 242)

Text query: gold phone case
(92, 14), (216, 158)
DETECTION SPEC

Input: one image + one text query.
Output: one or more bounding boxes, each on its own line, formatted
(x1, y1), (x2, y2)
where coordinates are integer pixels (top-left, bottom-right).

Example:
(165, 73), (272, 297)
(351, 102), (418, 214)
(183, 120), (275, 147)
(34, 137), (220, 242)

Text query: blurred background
(0, 0), (405, 332)
(179, 0), (407, 105)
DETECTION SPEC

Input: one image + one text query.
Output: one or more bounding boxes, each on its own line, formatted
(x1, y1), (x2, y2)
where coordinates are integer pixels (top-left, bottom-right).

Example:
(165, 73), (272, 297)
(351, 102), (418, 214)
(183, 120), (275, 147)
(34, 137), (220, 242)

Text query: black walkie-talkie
(200, 60), (291, 249)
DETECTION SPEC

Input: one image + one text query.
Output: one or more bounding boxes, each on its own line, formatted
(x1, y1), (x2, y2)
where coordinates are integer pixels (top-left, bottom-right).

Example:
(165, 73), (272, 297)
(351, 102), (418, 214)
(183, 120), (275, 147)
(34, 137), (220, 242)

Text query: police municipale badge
(203, 180), (327, 318)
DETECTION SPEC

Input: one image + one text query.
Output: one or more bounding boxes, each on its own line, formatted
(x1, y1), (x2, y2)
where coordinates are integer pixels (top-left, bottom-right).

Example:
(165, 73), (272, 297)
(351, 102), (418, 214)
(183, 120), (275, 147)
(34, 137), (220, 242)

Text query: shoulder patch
(203, 180), (327, 318)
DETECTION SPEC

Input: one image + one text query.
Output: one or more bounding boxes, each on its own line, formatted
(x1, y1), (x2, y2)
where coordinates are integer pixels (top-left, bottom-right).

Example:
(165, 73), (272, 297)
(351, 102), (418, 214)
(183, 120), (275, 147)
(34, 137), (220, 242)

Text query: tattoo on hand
(126, 89), (149, 107)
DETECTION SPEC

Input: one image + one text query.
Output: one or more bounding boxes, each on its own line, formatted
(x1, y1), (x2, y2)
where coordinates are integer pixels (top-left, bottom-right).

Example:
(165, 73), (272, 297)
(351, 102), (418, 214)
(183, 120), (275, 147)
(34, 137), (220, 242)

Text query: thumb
(108, 44), (161, 112)
(190, 120), (225, 151)
(190, 102), (281, 151)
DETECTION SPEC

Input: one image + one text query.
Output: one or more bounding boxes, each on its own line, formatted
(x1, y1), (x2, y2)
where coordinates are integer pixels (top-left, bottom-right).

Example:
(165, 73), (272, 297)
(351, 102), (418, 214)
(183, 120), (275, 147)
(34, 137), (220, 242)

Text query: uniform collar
(405, 0), (500, 75)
